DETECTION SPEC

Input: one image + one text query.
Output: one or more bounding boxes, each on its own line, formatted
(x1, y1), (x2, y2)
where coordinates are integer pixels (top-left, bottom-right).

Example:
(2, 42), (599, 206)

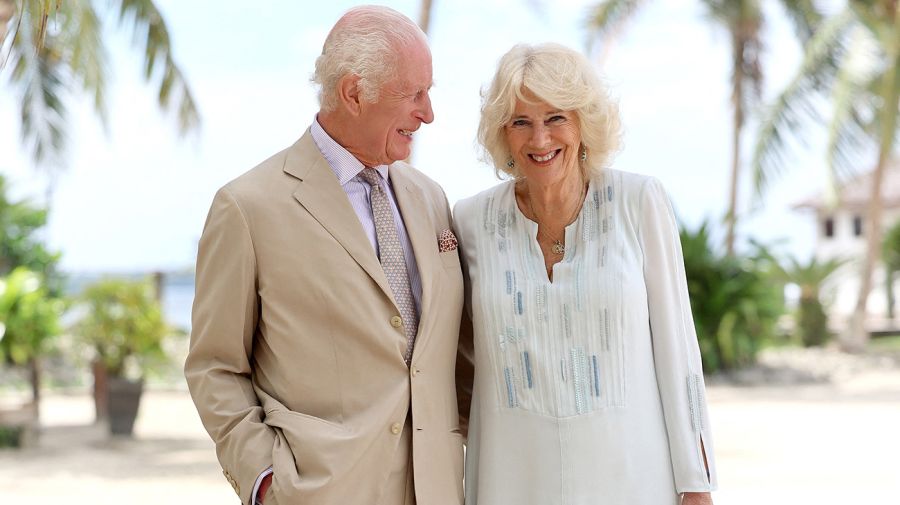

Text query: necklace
(526, 185), (585, 256)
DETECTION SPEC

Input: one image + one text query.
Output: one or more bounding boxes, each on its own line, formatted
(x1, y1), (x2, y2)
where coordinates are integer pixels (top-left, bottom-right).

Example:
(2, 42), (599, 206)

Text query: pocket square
(438, 229), (458, 252)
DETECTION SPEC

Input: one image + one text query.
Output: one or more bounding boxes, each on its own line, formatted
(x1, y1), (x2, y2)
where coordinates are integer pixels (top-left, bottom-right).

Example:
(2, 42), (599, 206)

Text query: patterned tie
(358, 168), (418, 364)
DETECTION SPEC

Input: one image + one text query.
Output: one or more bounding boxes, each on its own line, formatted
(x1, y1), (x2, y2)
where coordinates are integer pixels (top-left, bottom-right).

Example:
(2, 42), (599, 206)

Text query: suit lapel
(389, 165), (438, 354)
(284, 131), (395, 302)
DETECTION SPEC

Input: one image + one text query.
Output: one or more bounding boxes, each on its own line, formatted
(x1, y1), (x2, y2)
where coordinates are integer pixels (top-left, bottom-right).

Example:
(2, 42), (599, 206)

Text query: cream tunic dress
(454, 169), (717, 505)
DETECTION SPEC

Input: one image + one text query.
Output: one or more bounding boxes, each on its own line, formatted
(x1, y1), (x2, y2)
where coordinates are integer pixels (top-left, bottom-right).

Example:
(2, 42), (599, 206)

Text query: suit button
(391, 422), (402, 435)
(411, 367), (419, 377)
(390, 315), (403, 328)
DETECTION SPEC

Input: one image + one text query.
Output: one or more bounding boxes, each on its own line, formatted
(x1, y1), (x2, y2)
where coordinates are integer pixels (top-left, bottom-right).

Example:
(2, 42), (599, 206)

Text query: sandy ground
(2, 362), (899, 504)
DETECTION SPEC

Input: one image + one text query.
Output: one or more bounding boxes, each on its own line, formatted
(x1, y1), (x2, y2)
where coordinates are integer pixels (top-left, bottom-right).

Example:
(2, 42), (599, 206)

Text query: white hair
(312, 5), (426, 112)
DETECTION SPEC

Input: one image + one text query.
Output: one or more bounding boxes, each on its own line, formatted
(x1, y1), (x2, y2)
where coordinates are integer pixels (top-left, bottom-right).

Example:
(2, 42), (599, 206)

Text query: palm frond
(57, 0), (108, 126)
(114, 0), (200, 136)
(776, 0), (823, 41)
(585, 0), (646, 47)
(12, 24), (68, 170)
(750, 9), (855, 199)
(825, 26), (882, 182)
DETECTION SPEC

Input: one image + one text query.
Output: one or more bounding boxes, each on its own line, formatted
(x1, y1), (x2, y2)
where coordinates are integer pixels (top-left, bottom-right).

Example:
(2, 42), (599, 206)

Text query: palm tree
(1, 0), (200, 174)
(763, 250), (847, 346)
(752, 1), (900, 351)
(587, 0), (819, 255)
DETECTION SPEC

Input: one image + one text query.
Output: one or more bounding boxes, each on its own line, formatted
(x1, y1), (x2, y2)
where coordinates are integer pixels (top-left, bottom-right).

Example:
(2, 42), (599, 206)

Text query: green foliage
(768, 253), (846, 347)
(72, 278), (171, 379)
(883, 218), (900, 317)
(0, 176), (60, 283)
(0, 426), (23, 448)
(0, 267), (62, 366)
(680, 221), (784, 372)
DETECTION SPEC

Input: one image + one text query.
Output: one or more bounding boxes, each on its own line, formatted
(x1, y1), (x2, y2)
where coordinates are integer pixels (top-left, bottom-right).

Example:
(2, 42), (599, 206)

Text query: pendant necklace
(527, 187), (584, 256)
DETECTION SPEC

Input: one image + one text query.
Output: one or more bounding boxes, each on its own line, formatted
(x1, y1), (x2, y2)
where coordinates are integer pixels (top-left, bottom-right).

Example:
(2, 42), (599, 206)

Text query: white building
(794, 164), (900, 332)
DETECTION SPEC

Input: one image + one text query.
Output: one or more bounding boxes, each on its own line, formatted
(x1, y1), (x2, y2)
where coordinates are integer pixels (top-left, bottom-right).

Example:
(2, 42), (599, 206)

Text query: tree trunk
(418, 0), (433, 35)
(725, 38), (745, 256)
(0, 0), (14, 43)
(28, 357), (41, 420)
(843, 157), (888, 351)
(843, 9), (900, 350)
(887, 268), (895, 320)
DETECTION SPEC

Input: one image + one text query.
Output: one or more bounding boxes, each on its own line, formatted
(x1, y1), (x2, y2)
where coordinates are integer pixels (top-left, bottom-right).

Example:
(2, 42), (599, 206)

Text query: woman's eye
(510, 119), (530, 128)
(548, 115), (566, 123)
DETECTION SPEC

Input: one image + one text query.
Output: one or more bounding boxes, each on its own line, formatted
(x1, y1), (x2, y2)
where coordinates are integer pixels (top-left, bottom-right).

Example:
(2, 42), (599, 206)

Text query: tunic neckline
(506, 177), (597, 285)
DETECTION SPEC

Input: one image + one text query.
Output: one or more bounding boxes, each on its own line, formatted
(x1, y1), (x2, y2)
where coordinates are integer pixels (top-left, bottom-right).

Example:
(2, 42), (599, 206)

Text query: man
(185, 6), (466, 505)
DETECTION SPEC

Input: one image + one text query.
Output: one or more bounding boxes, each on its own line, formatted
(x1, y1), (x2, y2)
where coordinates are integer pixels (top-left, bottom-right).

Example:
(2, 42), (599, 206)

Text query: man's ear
(338, 74), (363, 116)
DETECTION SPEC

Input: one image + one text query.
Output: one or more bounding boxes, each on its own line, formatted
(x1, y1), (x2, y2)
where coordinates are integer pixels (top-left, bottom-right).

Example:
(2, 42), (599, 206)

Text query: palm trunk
(843, 155), (889, 351)
(843, 28), (900, 350)
(407, 0), (434, 165)
(725, 40), (745, 256)
(0, 0), (14, 45)
(418, 0), (433, 35)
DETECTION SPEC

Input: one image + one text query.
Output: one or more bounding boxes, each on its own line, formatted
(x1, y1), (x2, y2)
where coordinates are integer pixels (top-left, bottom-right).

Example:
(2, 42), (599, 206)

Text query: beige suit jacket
(185, 130), (466, 504)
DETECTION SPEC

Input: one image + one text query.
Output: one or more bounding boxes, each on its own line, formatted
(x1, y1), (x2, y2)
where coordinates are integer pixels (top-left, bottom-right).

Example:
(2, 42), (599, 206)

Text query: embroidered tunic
(454, 170), (717, 505)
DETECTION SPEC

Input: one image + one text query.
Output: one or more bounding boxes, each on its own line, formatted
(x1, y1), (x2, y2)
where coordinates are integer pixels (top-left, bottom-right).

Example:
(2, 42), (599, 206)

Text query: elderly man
(185, 6), (466, 505)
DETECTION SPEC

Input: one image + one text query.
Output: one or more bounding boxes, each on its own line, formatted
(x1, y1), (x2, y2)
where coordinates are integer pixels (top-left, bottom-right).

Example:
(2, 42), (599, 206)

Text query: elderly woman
(454, 43), (717, 505)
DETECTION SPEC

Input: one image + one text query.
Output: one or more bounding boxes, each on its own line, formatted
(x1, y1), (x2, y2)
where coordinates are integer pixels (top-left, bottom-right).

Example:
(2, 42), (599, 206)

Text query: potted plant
(72, 278), (172, 436)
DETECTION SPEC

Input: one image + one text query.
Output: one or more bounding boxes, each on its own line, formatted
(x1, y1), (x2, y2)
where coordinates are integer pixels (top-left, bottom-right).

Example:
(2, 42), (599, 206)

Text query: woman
(454, 43), (717, 505)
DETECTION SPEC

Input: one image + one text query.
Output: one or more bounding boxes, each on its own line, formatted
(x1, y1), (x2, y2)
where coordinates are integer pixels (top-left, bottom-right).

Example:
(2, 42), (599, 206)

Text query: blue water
(162, 280), (194, 331)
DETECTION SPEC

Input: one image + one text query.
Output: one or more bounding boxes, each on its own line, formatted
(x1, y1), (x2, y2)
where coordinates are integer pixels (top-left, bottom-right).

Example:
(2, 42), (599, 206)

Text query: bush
(680, 222), (784, 372)
(71, 278), (171, 379)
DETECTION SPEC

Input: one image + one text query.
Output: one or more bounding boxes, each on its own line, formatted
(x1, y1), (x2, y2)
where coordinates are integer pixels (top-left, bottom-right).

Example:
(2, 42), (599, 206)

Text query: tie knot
(358, 168), (382, 190)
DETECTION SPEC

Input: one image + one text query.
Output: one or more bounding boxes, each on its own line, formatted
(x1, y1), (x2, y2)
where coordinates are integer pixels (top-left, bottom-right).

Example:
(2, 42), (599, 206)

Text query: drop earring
(580, 147), (587, 162)
(506, 157), (515, 169)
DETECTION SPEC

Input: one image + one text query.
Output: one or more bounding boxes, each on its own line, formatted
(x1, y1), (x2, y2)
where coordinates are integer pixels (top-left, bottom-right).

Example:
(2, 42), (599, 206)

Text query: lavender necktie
(358, 168), (418, 364)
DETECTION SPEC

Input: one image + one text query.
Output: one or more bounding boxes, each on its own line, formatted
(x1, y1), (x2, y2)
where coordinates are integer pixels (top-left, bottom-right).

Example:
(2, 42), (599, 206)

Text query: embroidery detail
(688, 373), (705, 432)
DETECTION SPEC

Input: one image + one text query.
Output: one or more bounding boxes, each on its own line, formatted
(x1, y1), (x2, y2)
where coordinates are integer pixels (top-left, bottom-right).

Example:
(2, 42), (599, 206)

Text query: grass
(870, 335), (900, 352)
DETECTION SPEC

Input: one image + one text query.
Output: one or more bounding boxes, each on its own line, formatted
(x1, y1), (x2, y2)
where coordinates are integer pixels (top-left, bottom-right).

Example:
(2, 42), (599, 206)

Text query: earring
(580, 147), (587, 162)
(506, 157), (515, 169)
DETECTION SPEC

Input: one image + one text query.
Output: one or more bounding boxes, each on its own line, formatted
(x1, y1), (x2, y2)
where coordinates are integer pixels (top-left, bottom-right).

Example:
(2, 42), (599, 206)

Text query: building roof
(794, 163), (900, 211)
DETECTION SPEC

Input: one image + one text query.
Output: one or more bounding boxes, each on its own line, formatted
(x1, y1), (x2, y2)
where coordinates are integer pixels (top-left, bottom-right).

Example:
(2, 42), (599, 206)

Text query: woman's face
(504, 92), (582, 188)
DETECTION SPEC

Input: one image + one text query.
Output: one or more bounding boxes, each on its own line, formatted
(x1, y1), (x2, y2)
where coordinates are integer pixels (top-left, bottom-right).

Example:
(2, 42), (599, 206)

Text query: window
(853, 215), (863, 237)
(824, 217), (834, 238)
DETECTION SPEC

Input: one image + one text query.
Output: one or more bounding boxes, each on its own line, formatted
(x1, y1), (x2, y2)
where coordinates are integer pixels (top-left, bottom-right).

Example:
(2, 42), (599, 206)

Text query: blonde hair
(478, 43), (622, 179)
(312, 6), (426, 112)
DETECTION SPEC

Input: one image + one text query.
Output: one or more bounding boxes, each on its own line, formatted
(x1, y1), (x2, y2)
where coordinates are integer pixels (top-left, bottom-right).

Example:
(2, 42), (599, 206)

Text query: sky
(0, 0), (832, 273)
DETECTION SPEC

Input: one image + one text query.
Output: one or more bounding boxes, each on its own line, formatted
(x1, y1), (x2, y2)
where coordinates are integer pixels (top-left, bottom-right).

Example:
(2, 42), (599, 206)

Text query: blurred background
(1, 0), (899, 503)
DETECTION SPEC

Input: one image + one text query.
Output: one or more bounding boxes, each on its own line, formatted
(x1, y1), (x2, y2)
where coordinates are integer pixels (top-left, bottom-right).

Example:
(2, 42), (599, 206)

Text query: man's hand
(258, 473), (273, 504)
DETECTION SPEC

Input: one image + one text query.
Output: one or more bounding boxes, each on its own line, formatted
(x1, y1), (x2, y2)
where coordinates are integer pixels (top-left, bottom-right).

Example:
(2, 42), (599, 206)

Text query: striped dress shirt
(310, 118), (423, 313)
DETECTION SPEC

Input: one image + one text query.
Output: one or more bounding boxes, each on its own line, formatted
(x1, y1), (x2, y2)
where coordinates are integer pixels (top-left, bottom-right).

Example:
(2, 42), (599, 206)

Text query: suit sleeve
(184, 187), (275, 505)
(638, 177), (717, 493)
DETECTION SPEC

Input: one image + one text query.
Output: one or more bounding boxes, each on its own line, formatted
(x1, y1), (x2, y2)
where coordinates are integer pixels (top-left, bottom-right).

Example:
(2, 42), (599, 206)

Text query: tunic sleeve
(638, 176), (717, 493)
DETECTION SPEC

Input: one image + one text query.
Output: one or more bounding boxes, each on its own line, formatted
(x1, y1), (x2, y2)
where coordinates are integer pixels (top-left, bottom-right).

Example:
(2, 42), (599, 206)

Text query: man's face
(354, 39), (434, 166)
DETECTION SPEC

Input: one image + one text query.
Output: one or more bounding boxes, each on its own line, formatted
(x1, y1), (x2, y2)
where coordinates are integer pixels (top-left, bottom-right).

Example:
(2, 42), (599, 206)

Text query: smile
(529, 150), (560, 163)
(398, 129), (414, 137)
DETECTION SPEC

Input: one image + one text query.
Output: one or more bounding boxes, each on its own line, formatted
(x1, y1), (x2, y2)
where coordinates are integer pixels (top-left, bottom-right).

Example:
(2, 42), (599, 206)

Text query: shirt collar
(310, 117), (389, 186)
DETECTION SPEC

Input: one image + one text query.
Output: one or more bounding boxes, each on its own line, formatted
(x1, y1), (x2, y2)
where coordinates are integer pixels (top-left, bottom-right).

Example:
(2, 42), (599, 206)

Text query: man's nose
(415, 94), (434, 124)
